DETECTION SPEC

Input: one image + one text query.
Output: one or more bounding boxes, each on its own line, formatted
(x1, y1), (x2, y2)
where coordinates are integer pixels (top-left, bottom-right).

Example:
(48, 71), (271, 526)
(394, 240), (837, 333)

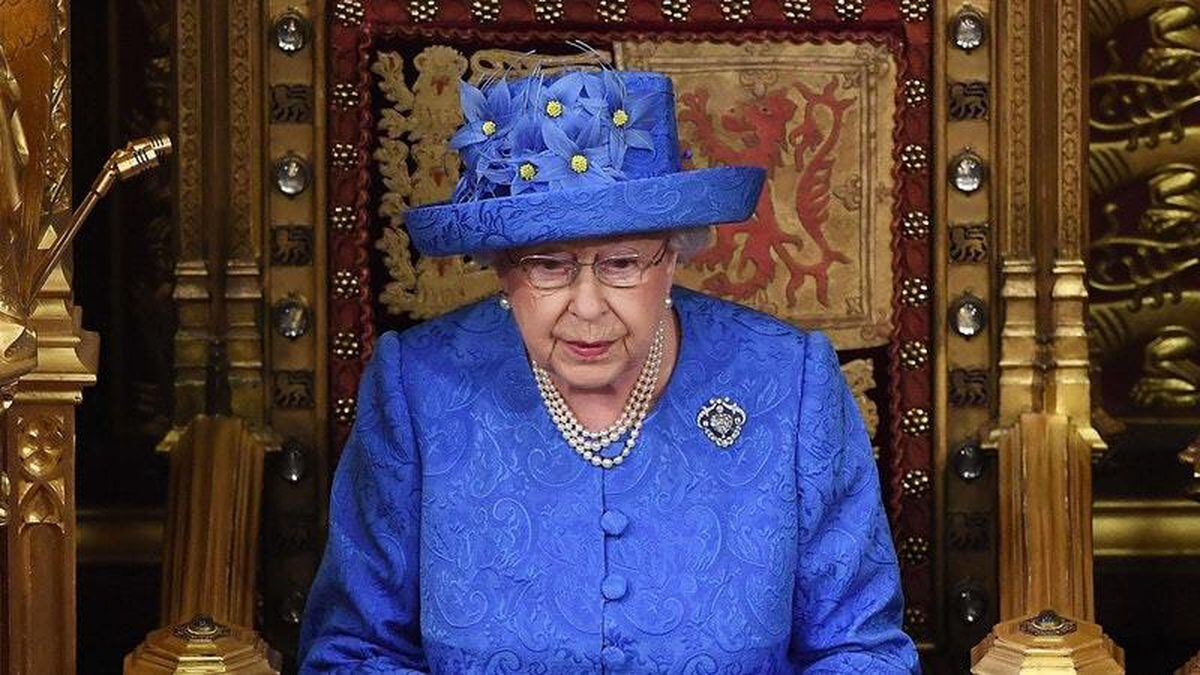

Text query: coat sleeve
(298, 332), (429, 673)
(787, 331), (921, 674)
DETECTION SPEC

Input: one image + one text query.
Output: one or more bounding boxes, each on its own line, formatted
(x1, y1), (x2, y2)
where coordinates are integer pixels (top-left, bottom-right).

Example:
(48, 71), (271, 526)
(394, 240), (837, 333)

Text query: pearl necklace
(532, 319), (666, 469)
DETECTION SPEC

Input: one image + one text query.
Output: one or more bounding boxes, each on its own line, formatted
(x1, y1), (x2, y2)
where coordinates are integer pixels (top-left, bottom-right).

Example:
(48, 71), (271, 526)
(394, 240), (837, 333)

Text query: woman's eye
(531, 259), (570, 272)
(601, 257), (639, 272)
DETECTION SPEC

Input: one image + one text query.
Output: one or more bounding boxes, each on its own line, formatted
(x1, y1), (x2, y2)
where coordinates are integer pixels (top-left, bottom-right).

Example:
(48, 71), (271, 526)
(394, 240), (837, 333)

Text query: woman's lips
(564, 340), (614, 360)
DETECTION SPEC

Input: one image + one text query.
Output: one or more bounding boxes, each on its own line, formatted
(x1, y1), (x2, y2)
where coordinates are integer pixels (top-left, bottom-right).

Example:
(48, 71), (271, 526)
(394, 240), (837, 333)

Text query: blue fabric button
(601, 574), (628, 600)
(600, 509), (628, 535)
(601, 645), (627, 668)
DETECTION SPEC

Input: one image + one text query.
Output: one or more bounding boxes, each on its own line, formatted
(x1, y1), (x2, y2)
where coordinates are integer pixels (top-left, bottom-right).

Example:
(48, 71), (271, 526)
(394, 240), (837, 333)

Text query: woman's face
(496, 234), (677, 393)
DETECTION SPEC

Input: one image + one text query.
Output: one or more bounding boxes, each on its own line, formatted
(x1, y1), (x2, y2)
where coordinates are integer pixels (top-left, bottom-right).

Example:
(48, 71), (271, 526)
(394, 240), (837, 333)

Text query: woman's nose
(567, 269), (609, 319)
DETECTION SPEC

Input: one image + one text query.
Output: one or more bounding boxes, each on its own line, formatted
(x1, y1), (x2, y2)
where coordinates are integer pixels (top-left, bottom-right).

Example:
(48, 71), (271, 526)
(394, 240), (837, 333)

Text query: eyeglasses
(510, 240), (669, 290)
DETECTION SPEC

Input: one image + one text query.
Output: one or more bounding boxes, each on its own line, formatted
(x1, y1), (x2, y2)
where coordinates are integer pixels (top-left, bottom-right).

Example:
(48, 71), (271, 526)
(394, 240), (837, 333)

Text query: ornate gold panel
(1089, 0), (1200, 421)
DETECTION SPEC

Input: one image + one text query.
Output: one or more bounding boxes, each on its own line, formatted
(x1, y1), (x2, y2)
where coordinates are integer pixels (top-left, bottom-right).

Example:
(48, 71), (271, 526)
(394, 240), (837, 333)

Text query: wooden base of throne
(971, 609), (1125, 674)
(123, 614), (280, 674)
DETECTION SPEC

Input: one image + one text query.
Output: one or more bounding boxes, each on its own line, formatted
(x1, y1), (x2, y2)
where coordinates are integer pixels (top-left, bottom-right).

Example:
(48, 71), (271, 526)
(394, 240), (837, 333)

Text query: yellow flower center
(518, 162), (537, 180)
(612, 108), (629, 127)
(570, 154), (589, 173)
(481, 120), (497, 136)
(545, 99), (564, 118)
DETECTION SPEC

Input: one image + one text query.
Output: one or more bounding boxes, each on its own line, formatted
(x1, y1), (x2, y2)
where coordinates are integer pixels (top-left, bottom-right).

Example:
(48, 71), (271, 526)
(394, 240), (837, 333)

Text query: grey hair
(472, 227), (713, 269)
(666, 227), (713, 262)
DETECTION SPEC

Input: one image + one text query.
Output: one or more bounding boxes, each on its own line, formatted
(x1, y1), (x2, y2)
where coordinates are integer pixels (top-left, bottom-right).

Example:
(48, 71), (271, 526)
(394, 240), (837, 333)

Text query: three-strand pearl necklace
(532, 319), (666, 469)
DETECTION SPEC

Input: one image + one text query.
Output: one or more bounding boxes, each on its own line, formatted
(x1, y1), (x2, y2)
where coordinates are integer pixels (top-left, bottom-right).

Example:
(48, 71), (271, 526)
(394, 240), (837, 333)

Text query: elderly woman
(299, 69), (919, 673)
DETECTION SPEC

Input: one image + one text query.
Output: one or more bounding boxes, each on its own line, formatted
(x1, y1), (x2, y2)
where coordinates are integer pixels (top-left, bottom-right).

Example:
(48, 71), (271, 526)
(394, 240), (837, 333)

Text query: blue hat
(404, 70), (766, 256)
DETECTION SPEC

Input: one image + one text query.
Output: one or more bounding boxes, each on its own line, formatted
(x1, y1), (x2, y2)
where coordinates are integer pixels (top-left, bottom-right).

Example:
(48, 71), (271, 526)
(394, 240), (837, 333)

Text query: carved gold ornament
(1088, 4), (1200, 418)
(15, 413), (67, 531)
(0, 43), (28, 218)
(0, 42), (36, 384)
(1129, 326), (1200, 409)
(1, 35), (171, 387)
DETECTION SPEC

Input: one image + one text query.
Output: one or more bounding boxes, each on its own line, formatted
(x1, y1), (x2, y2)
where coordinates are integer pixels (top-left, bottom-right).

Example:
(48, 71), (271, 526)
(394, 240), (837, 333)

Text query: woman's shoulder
(379, 295), (519, 372)
(674, 287), (831, 368)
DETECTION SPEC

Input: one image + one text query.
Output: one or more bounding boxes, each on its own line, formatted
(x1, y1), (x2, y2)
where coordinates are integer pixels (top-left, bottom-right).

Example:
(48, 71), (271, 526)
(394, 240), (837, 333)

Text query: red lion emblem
(677, 77), (855, 307)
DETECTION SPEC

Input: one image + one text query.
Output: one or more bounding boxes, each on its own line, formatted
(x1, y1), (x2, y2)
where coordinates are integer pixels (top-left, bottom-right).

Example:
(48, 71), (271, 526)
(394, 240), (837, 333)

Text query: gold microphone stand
(29, 135), (173, 303)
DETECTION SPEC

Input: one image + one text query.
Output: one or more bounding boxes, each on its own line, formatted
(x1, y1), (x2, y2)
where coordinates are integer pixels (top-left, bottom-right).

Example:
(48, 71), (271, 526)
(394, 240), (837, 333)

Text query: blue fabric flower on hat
(531, 72), (589, 133)
(535, 121), (620, 189)
(581, 70), (656, 167)
(444, 69), (649, 202)
(448, 78), (520, 170)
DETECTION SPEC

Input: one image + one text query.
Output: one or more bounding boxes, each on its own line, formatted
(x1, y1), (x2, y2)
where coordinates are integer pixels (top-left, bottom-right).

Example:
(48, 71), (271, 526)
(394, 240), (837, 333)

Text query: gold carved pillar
(159, 0), (330, 661)
(0, 1), (96, 673)
(169, 0), (267, 429)
(972, 0), (1122, 670)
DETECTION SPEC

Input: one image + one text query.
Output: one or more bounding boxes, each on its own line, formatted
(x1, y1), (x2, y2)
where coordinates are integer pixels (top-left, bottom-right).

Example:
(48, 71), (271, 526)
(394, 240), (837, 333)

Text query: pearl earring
(498, 294), (511, 311)
(664, 296), (673, 309)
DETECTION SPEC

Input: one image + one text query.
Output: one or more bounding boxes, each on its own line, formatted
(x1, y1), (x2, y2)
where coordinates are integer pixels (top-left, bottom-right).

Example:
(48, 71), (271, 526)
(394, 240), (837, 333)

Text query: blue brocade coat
(299, 287), (920, 674)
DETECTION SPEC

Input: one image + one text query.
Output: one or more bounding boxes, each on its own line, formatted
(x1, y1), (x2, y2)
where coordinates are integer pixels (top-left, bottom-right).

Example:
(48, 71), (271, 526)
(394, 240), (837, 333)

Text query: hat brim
(403, 166), (766, 256)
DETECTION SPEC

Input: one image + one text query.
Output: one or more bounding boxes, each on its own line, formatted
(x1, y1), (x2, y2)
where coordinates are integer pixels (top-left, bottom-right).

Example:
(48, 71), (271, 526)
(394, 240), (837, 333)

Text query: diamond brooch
(697, 396), (747, 449)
